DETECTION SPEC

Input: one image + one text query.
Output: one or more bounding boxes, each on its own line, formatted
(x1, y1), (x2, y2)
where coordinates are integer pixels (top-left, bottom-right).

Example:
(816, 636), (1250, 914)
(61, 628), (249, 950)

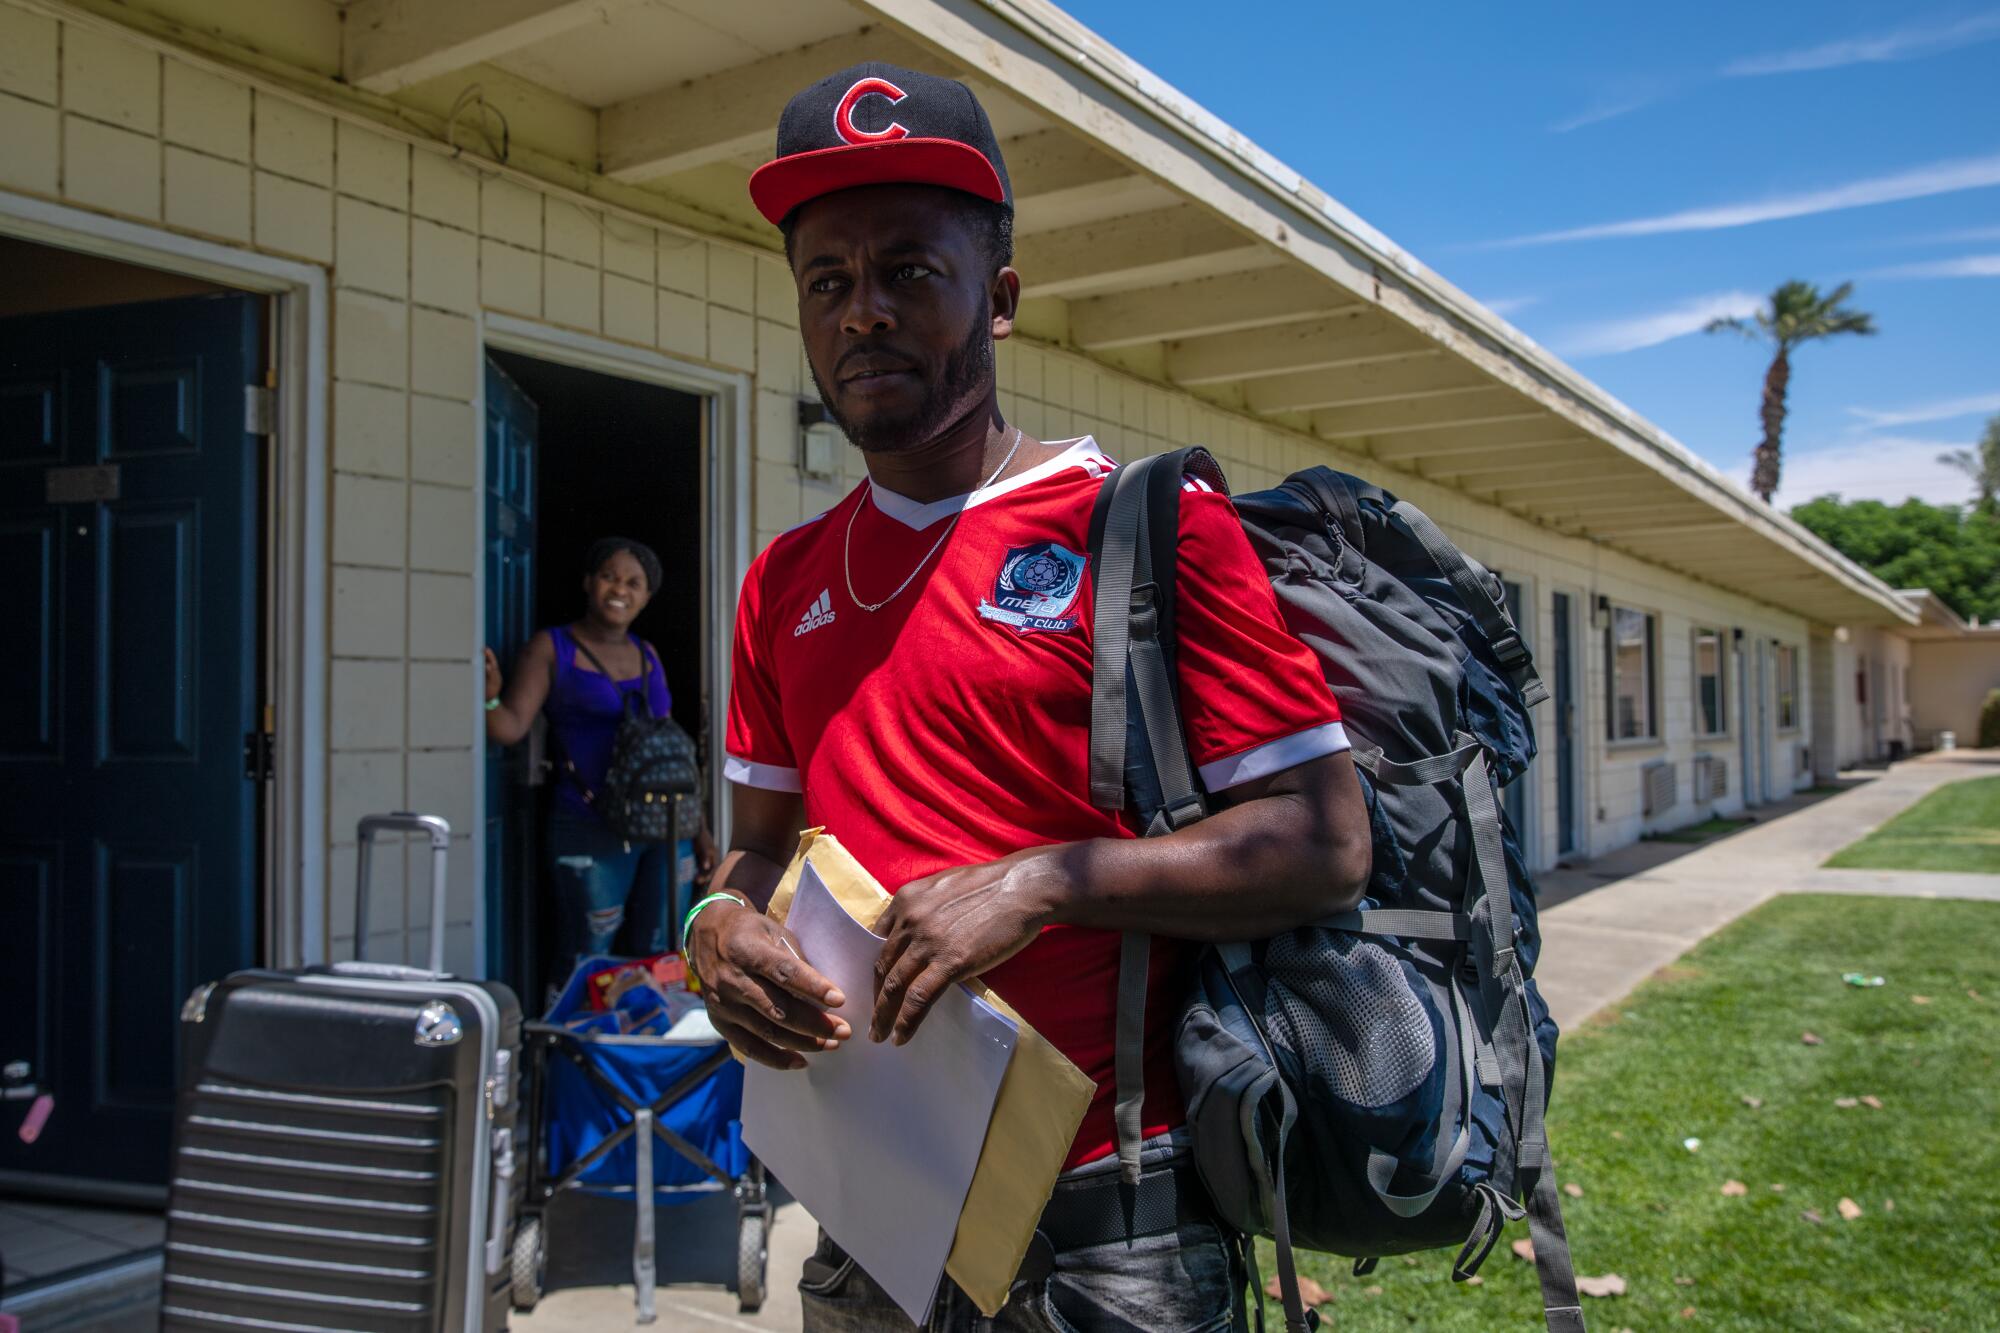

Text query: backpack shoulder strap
(1388, 497), (1550, 709)
(1087, 447), (1213, 1184)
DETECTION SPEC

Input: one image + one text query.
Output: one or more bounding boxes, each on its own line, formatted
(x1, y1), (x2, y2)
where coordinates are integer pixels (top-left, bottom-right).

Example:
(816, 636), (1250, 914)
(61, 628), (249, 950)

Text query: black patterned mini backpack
(567, 638), (701, 843)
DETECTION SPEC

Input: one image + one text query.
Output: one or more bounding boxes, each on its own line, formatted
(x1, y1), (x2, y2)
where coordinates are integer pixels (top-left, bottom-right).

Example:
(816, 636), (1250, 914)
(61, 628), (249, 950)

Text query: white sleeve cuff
(723, 755), (803, 793)
(1196, 722), (1350, 792)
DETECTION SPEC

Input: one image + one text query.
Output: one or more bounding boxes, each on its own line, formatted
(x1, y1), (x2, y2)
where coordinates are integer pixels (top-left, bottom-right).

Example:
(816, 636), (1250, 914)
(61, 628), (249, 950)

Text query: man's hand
(692, 900), (850, 1070)
(869, 845), (1066, 1046)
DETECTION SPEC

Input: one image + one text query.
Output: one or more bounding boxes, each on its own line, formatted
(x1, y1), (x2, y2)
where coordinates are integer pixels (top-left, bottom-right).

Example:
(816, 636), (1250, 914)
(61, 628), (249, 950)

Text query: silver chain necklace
(844, 427), (1024, 614)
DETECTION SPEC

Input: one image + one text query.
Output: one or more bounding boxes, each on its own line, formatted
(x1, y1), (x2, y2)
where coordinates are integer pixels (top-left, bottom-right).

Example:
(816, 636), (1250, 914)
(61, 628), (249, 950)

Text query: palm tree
(1940, 413), (2000, 515)
(1705, 280), (1877, 502)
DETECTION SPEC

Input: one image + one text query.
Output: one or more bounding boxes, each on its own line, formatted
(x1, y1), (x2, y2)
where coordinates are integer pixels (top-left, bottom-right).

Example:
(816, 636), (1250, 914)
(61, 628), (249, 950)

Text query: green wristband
(682, 892), (749, 973)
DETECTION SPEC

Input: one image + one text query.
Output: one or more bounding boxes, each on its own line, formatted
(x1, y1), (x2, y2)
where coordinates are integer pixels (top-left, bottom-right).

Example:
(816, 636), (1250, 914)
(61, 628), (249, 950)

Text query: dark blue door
(484, 356), (537, 989)
(1552, 592), (1578, 856)
(0, 294), (262, 1187)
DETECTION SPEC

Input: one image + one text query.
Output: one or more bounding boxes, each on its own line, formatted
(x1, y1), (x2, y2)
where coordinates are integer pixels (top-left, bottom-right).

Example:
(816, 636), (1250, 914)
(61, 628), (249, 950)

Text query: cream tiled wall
(2, 7), (1817, 975)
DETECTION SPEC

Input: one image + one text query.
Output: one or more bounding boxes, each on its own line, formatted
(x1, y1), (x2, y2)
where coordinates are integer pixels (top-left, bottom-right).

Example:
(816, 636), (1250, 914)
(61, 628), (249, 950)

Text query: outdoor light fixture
(797, 399), (841, 481)
(1592, 594), (1609, 629)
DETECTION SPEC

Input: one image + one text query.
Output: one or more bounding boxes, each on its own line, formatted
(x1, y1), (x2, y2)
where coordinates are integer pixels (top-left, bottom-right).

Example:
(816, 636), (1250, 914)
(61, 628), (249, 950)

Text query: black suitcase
(163, 813), (524, 1332)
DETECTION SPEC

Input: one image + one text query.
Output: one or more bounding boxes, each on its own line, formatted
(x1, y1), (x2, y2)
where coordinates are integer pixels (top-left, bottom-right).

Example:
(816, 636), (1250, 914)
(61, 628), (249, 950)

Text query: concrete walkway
(516, 753), (1998, 1331)
(1535, 750), (2000, 1031)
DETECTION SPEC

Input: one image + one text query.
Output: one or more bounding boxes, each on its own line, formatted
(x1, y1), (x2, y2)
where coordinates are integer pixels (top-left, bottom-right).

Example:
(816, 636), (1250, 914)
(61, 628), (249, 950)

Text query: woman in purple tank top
(484, 538), (717, 983)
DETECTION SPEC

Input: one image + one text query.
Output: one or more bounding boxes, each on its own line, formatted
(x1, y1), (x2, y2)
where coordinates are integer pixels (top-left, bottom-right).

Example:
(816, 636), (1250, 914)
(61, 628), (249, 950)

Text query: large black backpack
(1086, 448), (1583, 1333)
(565, 636), (701, 844)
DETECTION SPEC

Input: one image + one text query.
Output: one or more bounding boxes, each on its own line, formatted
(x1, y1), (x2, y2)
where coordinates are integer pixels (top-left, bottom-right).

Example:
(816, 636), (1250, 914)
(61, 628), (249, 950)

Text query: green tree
(1706, 280), (1877, 502)
(1789, 494), (2000, 623)
(1939, 413), (2000, 514)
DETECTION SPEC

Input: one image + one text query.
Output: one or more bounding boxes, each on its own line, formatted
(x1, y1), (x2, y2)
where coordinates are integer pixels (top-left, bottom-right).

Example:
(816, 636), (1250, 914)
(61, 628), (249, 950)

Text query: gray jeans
(798, 1135), (1245, 1333)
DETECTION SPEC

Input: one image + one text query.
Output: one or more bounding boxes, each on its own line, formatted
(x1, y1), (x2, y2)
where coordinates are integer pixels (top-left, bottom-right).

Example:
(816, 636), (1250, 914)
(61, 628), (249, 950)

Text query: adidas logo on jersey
(793, 589), (837, 637)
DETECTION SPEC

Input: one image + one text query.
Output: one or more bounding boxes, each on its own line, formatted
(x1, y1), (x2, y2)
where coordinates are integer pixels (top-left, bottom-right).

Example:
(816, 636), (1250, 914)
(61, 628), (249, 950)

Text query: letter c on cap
(834, 77), (910, 145)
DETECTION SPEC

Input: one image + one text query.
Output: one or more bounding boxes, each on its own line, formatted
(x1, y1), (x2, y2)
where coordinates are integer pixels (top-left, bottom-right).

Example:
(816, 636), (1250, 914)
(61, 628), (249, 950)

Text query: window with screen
(1694, 627), (1727, 736)
(1606, 606), (1656, 741)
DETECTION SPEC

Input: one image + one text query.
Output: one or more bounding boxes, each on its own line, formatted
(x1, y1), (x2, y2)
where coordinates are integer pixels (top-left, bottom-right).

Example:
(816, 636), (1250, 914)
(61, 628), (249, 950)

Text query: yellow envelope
(759, 829), (1094, 1317)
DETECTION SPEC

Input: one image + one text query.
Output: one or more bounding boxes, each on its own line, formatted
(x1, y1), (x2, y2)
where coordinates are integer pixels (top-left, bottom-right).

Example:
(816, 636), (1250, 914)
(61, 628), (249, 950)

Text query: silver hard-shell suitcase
(163, 814), (524, 1332)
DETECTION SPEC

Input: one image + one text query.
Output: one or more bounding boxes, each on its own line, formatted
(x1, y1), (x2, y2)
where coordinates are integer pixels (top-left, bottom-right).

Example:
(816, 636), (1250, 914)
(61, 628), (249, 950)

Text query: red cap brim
(748, 139), (1007, 226)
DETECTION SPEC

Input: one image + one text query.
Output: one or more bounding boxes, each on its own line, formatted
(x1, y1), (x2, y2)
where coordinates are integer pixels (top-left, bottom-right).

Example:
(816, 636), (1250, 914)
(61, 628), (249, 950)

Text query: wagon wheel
(736, 1209), (768, 1313)
(511, 1214), (547, 1312)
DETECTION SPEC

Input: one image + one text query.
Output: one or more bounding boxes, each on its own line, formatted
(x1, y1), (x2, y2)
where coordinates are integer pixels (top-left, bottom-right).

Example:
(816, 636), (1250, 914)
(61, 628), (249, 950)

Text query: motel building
(3, 0), (1997, 1315)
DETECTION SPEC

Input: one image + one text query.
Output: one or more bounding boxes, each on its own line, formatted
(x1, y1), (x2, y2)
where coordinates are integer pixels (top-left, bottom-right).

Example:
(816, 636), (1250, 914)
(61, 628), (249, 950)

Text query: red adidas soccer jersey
(725, 439), (1347, 1167)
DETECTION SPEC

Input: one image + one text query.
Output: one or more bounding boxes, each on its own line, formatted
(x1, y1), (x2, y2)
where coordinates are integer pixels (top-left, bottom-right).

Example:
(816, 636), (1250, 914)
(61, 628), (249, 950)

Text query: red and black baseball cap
(748, 62), (1012, 227)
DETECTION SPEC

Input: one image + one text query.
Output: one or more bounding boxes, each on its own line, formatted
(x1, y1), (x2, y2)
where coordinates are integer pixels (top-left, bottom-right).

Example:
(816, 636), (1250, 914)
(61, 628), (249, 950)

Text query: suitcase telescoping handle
(355, 812), (452, 977)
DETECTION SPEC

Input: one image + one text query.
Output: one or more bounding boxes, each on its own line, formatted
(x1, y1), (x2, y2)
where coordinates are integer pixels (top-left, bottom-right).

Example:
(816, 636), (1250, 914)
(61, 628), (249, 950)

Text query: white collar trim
(865, 438), (1107, 531)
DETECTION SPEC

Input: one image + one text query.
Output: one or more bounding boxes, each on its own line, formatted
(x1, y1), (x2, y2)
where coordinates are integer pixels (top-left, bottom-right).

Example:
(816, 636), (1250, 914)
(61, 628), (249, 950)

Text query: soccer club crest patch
(978, 541), (1087, 634)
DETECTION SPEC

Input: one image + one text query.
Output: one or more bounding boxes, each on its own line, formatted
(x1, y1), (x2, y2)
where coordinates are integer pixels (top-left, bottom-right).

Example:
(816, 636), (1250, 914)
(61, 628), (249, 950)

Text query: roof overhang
(300, 0), (1919, 627)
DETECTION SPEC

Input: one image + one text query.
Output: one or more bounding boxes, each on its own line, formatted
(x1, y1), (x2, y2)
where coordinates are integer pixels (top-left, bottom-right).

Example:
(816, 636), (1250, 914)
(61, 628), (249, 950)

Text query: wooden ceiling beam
(1365, 419), (1582, 464)
(1312, 388), (1541, 439)
(1068, 267), (1364, 350)
(1247, 359), (1487, 415)
(1014, 204), (1270, 300)
(600, 27), (936, 182)
(344, 0), (641, 94)
(1167, 316), (1430, 387)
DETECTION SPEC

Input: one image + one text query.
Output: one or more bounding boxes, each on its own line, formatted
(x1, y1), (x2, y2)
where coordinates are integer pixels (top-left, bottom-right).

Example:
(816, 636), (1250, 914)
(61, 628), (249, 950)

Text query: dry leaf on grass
(1512, 1237), (1536, 1262)
(1834, 1096), (1860, 1109)
(1911, 995), (1932, 1005)
(1680, 1307), (1698, 1320)
(1611, 1129), (1626, 1140)
(1969, 988), (1983, 1001)
(1364, 1285), (1384, 1298)
(1861, 1095), (1884, 1110)
(1575, 1273), (1627, 1298)
(1463, 1275), (1484, 1287)
(1769, 1182), (1786, 1193)
(1800, 1031), (1824, 1045)
(1564, 1182), (1584, 1199)
(1838, 1197), (1863, 1220)
(1263, 1275), (1333, 1307)
(1885, 1198), (1896, 1211)
(1802, 1209), (1825, 1224)
(1721, 1180), (1748, 1196)
(1674, 1275), (1696, 1287)
(1741, 1095), (1764, 1109)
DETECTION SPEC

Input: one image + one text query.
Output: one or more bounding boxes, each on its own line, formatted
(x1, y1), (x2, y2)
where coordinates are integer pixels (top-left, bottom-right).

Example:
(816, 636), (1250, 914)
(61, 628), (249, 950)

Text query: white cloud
(1548, 95), (1657, 134)
(1481, 295), (1540, 318)
(1723, 12), (2000, 77)
(1555, 290), (1762, 358)
(1774, 437), (1980, 509)
(1866, 252), (2000, 279)
(1847, 392), (2000, 429)
(1490, 152), (2000, 247)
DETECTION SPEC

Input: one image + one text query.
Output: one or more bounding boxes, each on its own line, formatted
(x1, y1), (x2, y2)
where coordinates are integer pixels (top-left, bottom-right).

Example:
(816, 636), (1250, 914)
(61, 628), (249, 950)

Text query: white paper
(741, 862), (1018, 1325)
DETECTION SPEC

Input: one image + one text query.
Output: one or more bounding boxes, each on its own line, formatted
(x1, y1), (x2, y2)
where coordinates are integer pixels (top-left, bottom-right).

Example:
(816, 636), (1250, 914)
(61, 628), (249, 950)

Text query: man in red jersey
(686, 62), (1371, 1331)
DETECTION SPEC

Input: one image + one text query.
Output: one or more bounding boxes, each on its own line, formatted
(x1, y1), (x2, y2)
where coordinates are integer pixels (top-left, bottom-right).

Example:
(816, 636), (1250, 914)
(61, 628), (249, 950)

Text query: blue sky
(1061, 2), (2000, 510)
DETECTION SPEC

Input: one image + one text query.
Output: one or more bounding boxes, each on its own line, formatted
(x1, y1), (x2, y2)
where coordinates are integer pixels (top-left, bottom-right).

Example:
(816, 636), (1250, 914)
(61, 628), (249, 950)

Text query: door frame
(0, 188), (330, 971)
(479, 312), (752, 976)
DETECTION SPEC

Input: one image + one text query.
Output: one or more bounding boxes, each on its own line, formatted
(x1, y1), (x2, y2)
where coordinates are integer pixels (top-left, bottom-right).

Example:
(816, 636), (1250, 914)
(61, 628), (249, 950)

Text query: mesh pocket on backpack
(1260, 931), (1436, 1110)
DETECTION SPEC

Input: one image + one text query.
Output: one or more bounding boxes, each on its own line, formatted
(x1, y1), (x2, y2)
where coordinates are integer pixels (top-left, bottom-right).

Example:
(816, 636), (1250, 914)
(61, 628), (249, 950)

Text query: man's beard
(810, 313), (992, 454)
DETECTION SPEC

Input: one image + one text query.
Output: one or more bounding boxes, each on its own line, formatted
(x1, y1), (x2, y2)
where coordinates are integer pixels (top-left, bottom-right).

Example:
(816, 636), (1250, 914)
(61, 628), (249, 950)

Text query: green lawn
(1824, 775), (2000, 873)
(1256, 895), (2000, 1332)
(1647, 815), (1756, 845)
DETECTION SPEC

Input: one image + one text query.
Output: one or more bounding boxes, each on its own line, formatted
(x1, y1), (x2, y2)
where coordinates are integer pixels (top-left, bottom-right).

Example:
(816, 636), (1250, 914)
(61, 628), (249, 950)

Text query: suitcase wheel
(736, 1210), (768, 1314)
(511, 1215), (546, 1312)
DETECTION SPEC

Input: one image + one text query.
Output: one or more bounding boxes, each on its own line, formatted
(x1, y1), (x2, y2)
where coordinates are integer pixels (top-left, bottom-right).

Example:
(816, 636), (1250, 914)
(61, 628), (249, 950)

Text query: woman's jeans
(546, 810), (690, 978)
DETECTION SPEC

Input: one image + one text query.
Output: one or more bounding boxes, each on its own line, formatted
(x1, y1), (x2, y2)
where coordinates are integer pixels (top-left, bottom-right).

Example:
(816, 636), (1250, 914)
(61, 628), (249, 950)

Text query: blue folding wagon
(514, 957), (770, 1321)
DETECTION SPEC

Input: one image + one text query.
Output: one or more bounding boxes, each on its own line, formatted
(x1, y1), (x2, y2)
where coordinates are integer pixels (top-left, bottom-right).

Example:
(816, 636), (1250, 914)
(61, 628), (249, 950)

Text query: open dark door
(484, 355), (538, 993)
(0, 293), (263, 1189)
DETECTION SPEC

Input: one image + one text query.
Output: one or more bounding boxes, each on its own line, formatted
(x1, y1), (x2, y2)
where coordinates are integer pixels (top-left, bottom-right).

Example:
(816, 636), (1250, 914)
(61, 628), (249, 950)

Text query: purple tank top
(545, 625), (673, 820)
